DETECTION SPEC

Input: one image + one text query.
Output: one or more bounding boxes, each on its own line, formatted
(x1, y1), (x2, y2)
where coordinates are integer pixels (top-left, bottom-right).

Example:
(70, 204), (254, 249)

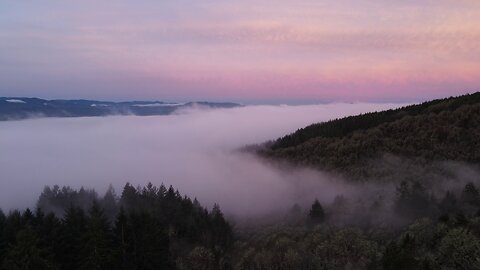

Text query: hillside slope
(258, 92), (480, 179)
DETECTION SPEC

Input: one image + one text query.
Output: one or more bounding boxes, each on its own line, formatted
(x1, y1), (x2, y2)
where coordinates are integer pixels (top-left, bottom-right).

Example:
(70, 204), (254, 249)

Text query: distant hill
(257, 92), (480, 179)
(0, 97), (241, 120)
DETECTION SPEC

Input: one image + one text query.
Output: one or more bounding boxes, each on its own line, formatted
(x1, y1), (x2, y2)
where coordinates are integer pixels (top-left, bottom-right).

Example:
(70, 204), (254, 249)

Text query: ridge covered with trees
(257, 92), (480, 179)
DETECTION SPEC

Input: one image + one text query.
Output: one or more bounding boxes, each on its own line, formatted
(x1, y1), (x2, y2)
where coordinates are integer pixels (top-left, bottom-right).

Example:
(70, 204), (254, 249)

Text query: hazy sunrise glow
(1, 0), (479, 102)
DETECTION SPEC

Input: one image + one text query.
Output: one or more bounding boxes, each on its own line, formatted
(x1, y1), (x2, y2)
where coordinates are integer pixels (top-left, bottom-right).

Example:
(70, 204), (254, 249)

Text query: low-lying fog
(0, 103), (405, 217)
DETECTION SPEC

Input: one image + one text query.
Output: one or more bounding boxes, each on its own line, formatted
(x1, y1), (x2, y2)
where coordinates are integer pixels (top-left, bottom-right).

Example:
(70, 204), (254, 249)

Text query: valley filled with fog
(0, 103), (404, 217)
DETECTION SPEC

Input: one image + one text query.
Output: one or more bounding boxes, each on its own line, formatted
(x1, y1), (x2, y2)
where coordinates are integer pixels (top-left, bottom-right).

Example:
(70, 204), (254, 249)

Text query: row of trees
(2, 180), (480, 269)
(0, 183), (233, 270)
(273, 180), (478, 236)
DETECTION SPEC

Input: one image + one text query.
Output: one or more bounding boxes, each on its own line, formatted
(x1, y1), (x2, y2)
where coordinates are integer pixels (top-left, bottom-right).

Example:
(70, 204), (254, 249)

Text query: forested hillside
(258, 92), (480, 179)
(3, 93), (480, 270)
(3, 181), (480, 269)
(240, 91), (480, 270)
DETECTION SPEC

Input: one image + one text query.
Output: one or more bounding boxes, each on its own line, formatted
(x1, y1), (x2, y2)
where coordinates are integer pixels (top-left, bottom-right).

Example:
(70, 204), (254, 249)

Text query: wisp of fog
(0, 103), (405, 217)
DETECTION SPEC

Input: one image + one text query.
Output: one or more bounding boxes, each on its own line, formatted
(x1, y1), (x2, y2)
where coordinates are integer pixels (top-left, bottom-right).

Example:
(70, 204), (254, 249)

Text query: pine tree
(158, 184), (167, 198)
(33, 208), (61, 265)
(58, 205), (87, 270)
(79, 201), (113, 270)
(113, 207), (133, 270)
(22, 208), (34, 226)
(210, 204), (233, 250)
(128, 212), (170, 270)
(120, 183), (138, 212)
(101, 184), (118, 221)
(309, 199), (325, 225)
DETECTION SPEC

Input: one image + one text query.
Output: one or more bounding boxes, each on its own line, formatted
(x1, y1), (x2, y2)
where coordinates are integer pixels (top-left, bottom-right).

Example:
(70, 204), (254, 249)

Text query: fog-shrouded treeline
(234, 178), (480, 270)
(3, 93), (480, 269)
(0, 102), (402, 215)
(0, 183), (233, 270)
(2, 179), (480, 269)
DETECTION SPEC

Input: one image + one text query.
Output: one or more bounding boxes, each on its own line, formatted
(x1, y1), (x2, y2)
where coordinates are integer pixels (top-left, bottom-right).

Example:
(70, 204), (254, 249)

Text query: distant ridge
(0, 97), (241, 121)
(257, 92), (480, 179)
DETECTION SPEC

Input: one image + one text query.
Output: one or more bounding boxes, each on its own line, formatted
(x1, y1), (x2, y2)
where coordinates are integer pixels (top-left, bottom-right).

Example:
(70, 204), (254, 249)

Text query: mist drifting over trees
(2, 94), (480, 269)
(0, 103), (401, 214)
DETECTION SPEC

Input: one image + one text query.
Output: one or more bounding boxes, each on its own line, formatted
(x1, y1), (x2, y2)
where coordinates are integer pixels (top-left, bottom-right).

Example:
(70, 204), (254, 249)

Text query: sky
(1, 0), (479, 103)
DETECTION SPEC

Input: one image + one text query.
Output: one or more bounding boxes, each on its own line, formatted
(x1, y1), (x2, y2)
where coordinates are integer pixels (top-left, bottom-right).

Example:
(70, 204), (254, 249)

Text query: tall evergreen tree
(210, 204), (233, 250)
(57, 205), (87, 270)
(101, 184), (118, 221)
(128, 212), (170, 270)
(33, 208), (61, 265)
(309, 199), (325, 225)
(80, 201), (113, 270)
(120, 183), (138, 212)
(113, 207), (133, 270)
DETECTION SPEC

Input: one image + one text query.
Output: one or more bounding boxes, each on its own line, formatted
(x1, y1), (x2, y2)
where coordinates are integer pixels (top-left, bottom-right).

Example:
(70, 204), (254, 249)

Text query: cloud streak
(0, 0), (479, 101)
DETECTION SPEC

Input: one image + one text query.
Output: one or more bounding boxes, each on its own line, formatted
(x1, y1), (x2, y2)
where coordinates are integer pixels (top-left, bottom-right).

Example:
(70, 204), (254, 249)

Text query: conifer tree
(113, 207), (132, 270)
(101, 184), (118, 221)
(210, 204), (233, 249)
(80, 201), (113, 270)
(309, 199), (325, 224)
(58, 205), (87, 270)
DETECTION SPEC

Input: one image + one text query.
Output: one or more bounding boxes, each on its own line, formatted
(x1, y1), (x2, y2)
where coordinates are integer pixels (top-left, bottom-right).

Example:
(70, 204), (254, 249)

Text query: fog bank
(0, 103), (404, 216)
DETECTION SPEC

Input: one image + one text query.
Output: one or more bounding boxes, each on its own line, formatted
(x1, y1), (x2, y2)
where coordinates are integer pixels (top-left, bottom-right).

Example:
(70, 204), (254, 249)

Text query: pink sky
(1, 0), (479, 103)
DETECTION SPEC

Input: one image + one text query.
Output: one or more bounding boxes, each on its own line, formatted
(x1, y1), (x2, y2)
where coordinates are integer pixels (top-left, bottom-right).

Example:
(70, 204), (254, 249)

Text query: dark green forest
(258, 92), (480, 180)
(0, 183), (233, 270)
(2, 180), (480, 269)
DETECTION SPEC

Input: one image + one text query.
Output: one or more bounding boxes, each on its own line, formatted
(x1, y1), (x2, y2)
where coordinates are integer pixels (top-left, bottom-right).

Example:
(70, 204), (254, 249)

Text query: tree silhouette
(80, 201), (114, 270)
(308, 199), (325, 225)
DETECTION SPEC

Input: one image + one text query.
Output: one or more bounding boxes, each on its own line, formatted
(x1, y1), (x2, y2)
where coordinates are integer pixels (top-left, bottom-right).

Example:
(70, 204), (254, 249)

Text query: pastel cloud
(0, 0), (479, 102)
